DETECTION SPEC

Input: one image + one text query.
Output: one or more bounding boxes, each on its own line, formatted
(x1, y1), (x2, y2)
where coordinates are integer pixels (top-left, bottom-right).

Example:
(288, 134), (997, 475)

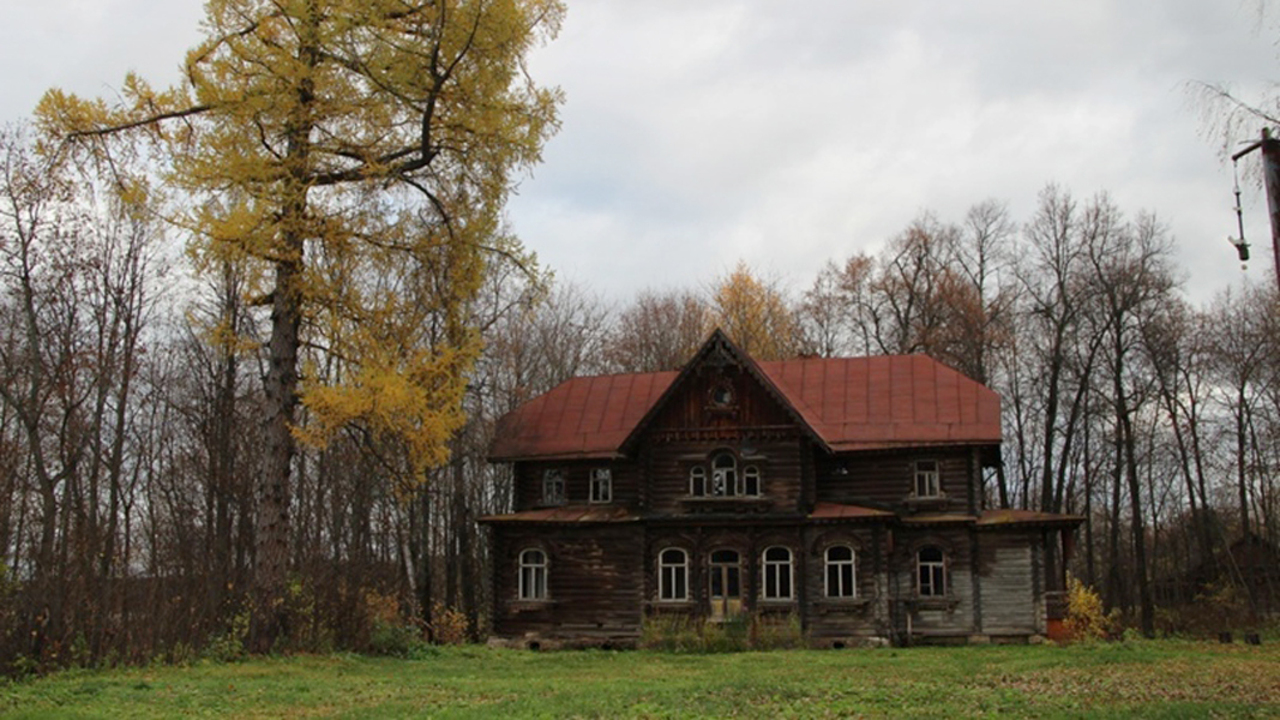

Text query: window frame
(914, 459), (941, 498)
(917, 546), (947, 597)
(589, 467), (612, 504)
(741, 465), (761, 496)
(518, 548), (548, 601)
(824, 545), (857, 599)
(711, 452), (737, 497)
(542, 468), (566, 505)
(761, 546), (794, 601)
(657, 547), (689, 602)
(689, 465), (707, 496)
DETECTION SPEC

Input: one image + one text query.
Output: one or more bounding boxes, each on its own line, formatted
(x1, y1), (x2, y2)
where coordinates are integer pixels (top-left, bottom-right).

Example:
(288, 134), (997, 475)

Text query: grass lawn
(2, 640), (1277, 718)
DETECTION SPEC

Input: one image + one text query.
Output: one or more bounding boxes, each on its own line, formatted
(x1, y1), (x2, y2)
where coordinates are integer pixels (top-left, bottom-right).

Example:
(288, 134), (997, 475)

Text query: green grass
(2, 640), (1277, 718)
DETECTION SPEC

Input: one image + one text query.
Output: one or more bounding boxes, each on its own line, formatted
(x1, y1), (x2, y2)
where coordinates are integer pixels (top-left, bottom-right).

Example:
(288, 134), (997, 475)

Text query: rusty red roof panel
(489, 372), (677, 460)
(478, 504), (639, 524)
(489, 354), (1000, 461)
(809, 502), (896, 520)
(977, 509), (1085, 527)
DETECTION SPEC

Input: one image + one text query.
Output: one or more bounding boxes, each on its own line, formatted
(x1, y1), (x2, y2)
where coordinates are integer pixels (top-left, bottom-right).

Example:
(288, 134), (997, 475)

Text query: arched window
(742, 465), (761, 496)
(689, 466), (707, 497)
(762, 546), (793, 600)
(519, 548), (548, 600)
(711, 452), (737, 497)
(825, 545), (857, 598)
(658, 548), (688, 601)
(917, 546), (946, 597)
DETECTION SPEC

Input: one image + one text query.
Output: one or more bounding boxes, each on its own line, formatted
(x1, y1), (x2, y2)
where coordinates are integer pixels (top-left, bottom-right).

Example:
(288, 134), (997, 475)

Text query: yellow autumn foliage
(36, 0), (564, 481)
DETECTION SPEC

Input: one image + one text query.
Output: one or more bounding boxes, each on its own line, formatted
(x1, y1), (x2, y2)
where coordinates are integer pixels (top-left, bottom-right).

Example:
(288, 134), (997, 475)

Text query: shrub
(752, 613), (805, 650)
(429, 603), (469, 645)
(640, 612), (804, 652)
(362, 590), (426, 657)
(203, 608), (250, 663)
(1063, 574), (1110, 641)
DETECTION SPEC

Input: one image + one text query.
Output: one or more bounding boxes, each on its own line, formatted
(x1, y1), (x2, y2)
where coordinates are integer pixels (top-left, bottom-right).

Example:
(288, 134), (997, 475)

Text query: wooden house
(481, 331), (1082, 647)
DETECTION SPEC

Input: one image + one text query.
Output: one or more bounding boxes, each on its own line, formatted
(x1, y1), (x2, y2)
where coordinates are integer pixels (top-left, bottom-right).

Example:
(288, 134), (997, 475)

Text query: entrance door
(708, 549), (742, 620)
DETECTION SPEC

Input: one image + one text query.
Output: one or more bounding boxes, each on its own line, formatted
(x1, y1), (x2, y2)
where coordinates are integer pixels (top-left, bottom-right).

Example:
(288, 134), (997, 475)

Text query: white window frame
(658, 548), (689, 601)
(742, 465), (761, 496)
(711, 452), (737, 497)
(761, 546), (793, 601)
(519, 548), (548, 601)
(589, 467), (612, 504)
(824, 545), (857, 598)
(689, 466), (707, 496)
(917, 546), (946, 597)
(542, 469), (566, 505)
(914, 460), (941, 498)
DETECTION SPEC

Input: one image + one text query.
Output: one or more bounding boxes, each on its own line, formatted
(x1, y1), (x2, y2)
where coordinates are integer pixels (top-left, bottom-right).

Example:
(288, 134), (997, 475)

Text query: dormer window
(542, 469), (566, 505)
(589, 468), (612, 504)
(914, 460), (941, 498)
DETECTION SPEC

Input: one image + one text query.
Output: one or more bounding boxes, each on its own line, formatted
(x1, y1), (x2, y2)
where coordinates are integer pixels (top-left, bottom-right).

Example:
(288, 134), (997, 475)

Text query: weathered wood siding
(893, 529), (975, 639)
(977, 531), (1037, 635)
(642, 435), (804, 515)
(814, 450), (972, 514)
(647, 365), (795, 432)
(801, 526), (889, 640)
(514, 460), (642, 511)
(491, 525), (643, 639)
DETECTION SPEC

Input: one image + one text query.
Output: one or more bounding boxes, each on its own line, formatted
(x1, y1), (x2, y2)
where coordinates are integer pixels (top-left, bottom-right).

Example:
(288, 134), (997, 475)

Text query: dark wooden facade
(482, 331), (1081, 647)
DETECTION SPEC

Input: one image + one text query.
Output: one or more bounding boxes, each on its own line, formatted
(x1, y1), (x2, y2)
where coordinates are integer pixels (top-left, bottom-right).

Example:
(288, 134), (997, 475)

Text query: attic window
(710, 383), (734, 407)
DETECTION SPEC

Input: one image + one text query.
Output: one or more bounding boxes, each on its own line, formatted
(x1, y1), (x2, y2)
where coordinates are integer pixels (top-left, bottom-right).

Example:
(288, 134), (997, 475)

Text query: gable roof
(489, 332), (1001, 462)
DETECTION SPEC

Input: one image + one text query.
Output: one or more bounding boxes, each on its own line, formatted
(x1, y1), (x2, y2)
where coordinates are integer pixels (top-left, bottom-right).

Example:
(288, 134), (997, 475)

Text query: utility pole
(1232, 128), (1280, 289)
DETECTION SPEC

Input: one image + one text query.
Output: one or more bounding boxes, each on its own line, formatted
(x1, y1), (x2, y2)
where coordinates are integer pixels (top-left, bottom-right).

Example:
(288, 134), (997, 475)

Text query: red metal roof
(490, 371), (677, 461)
(809, 502), (896, 520)
(489, 352), (1001, 461)
(976, 509), (1085, 528)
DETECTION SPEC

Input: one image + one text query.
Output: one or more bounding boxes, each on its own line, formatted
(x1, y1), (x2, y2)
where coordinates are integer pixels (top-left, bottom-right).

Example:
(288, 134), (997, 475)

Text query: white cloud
(2, 0), (1275, 305)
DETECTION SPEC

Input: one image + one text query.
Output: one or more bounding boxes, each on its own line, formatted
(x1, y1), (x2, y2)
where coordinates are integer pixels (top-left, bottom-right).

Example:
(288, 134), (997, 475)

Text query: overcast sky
(2, 0), (1275, 305)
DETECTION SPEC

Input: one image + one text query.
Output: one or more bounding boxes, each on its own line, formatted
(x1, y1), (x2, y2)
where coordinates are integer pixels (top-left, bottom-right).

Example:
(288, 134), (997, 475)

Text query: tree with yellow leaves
(37, 0), (563, 649)
(710, 262), (801, 361)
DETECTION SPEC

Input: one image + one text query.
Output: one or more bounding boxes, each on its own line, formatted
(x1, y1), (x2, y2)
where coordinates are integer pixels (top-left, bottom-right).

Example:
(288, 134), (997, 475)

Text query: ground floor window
(658, 548), (688, 601)
(519, 548), (548, 600)
(761, 546), (793, 600)
(825, 545), (857, 598)
(918, 546), (946, 597)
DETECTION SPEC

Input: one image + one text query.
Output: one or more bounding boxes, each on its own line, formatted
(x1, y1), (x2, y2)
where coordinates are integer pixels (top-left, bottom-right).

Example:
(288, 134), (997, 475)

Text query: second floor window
(590, 468), (612, 503)
(542, 469), (565, 505)
(914, 460), (941, 498)
(711, 452), (737, 496)
(689, 466), (707, 496)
